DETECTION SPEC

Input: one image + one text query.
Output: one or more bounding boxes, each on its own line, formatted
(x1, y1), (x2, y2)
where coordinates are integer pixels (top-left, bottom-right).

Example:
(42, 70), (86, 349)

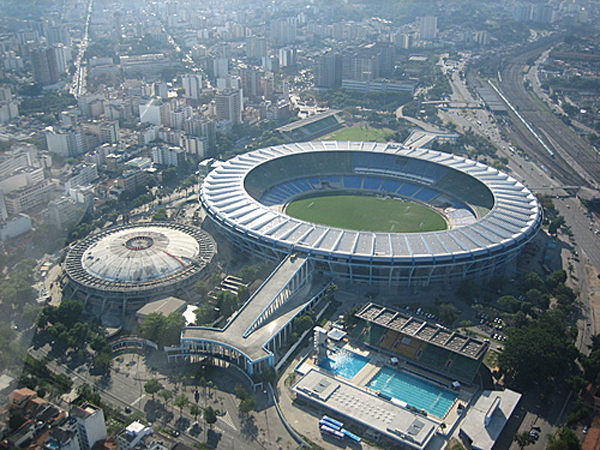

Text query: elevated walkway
(180, 255), (331, 375)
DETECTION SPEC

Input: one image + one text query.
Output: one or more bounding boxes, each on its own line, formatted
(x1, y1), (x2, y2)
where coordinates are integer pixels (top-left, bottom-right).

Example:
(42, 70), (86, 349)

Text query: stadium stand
(433, 169), (494, 210)
(418, 344), (452, 370)
(448, 354), (482, 381)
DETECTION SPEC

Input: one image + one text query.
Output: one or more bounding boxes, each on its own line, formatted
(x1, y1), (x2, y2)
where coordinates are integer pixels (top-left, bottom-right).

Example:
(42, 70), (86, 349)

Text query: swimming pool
(367, 366), (458, 418)
(318, 348), (370, 380)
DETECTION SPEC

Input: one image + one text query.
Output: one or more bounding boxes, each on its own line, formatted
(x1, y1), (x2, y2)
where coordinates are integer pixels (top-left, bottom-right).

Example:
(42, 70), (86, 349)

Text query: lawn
(322, 125), (394, 142)
(285, 194), (447, 233)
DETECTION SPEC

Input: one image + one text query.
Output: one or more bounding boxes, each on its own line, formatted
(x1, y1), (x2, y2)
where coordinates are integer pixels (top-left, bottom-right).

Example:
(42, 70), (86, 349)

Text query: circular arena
(63, 222), (217, 311)
(201, 141), (542, 286)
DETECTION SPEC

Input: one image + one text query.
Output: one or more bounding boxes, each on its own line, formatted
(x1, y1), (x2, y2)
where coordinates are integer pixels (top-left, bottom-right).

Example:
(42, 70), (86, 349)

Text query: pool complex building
(292, 303), (521, 450)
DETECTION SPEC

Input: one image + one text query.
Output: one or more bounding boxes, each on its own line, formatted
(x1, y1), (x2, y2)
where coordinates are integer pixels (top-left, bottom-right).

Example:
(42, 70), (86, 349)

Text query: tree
(54, 373), (73, 394)
(174, 394), (189, 418)
(194, 281), (209, 298)
(498, 312), (578, 386)
(8, 410), (26, 431)
(293, 314), (314, 334)
(514, 431), (533, 450)
(144, 379), (163, 400)
(216, 291), (238, 318)
(140, 312), (186, 347)
(189, 403), (201, 421)
(204, 406), (217, 428)
(521, 272), (544, 291)
(152, 208), (169, 221)
(549, 216), (566, 235)
(205, 380), (216, 399)
(159, 389), (173, 407)
(195, 303), (217, 326)
(547, 270), (568, 290)
(140, 313), (164, 342)
(239, 396), (256, 416)
(549, 428), (580, 450)
(497, 295), (522, 313)
(324, 283), (338, 301)
(162, 167), (178, 185)
(234, 384), (248, 400)
(93, 352), (112, 374)
(76, 384), (102, 407)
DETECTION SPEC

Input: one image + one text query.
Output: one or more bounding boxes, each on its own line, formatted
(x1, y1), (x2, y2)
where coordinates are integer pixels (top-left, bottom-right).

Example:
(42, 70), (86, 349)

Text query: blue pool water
(367, 366), (458, 418)
(318, 348), (370, 380)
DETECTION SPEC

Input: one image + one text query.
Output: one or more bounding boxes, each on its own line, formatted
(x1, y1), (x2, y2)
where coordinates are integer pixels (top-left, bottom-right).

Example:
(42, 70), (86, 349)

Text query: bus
(319, 418), (342, 431)
(342, 429), (362, 443)
(320, 424), (345, 440)
(321, 415), (343, 429)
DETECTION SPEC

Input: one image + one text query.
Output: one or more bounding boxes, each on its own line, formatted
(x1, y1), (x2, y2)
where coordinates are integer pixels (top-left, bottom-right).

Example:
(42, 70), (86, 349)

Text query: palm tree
(159, 389), (173, 408)
(206, 380), (216, 400)
(174, 394), (189, 418)
(514, 431), (533, 450)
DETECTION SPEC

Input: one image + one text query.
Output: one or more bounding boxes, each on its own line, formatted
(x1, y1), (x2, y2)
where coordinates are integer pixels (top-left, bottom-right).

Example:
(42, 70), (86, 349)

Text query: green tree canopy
(174, 394), (189, 417)
(139, 312), (185, 347)
(498, 312), (578, 386)
(144, 379), (164, 400)
(152, 208), (169, 221)
(159, 389), (173, 405)
(204, 405), (217, 427)
(293, 314), (314, 334)
(497, 295), (522, 313)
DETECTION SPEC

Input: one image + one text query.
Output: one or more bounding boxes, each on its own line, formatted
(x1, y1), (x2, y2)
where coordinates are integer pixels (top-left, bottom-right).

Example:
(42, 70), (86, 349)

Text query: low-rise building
(116, 421), (153, 450)
(47, 197), (86, 231)
(151, 146), (186, 167)
(136, 296), (187, 323)
(4, 179), (59, 215)
(0, 213), (32, 241)
(116, 169), (150, 193)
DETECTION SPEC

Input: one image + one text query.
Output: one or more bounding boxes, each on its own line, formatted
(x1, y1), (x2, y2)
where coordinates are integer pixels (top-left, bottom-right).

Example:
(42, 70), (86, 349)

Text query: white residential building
(71, 403), (107, 450)
(116, 422), (153, 450)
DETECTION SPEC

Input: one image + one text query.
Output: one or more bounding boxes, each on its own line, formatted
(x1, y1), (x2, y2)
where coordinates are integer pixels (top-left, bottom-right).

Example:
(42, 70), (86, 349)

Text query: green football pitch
(322, 125), (394, 142)
(285, 194), (448, 233)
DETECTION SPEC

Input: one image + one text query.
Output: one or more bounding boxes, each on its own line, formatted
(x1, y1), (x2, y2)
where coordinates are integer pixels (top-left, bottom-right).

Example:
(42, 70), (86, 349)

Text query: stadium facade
(201, 141), (542, 287)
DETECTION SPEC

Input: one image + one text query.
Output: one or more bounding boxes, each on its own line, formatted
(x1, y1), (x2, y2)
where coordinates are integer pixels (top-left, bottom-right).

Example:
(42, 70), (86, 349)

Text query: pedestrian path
(218, 412), (237, 431)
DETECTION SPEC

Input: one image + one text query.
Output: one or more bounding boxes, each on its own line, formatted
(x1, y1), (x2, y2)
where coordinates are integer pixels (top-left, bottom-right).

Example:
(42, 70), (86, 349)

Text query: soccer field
(285, 194), (448, 233)
(322, 125), (394, 142)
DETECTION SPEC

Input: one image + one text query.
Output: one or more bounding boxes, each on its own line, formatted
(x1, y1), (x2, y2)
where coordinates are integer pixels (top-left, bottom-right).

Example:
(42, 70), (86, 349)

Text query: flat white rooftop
(456, 389), (522, 450)
(293, 368), (439, 449)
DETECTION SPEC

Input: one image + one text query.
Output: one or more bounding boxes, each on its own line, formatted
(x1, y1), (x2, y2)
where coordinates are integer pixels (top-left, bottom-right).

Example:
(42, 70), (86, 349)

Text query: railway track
(469, 35), (599, 189)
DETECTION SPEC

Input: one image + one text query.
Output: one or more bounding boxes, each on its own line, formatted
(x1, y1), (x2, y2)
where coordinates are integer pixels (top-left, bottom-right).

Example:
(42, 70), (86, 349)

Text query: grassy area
(285, 194), (447, 233)
(483, 348), (500, 369)
(322, 125), (394, 142)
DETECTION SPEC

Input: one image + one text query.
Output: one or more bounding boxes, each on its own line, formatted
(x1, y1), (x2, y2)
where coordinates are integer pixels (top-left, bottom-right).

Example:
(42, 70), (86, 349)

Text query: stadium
(62, 222), (217, 312)
(200, 141), (542, 286)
